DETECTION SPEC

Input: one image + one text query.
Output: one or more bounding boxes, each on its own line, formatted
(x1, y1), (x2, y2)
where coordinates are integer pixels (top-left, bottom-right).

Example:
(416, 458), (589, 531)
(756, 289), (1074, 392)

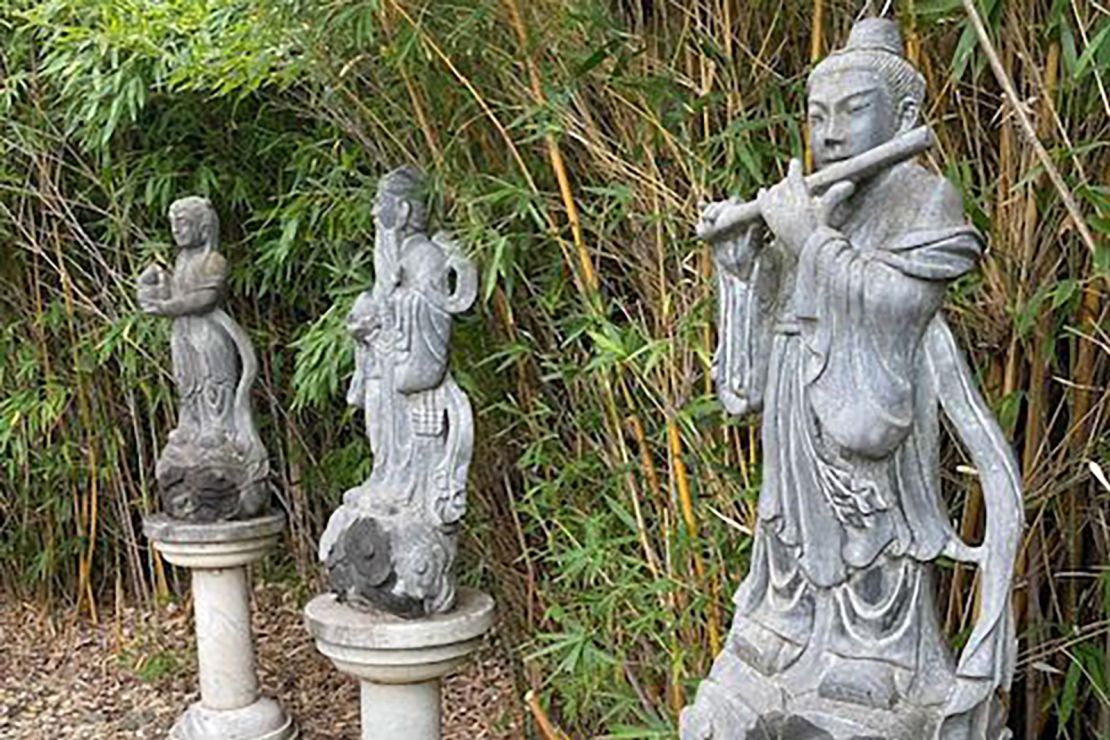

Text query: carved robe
(710, 161), (1021, 729)
(169, 251), (236, 440)
(322, 228), (476, 616)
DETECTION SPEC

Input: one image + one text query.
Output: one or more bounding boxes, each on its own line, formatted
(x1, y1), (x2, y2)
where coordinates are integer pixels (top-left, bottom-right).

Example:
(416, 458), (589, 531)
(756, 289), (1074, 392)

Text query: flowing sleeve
(712, 227), (779, 417)
(926, 318), (1023, 722)
(795, 174), (983, 459)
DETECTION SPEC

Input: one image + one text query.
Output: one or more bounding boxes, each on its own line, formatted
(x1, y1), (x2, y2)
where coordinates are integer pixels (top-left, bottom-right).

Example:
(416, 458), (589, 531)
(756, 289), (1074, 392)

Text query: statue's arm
(347, 291), (381, 341)
(155, 285), (223, 316)
(795, 176), (983, 459)
(147, 253), (227, 317)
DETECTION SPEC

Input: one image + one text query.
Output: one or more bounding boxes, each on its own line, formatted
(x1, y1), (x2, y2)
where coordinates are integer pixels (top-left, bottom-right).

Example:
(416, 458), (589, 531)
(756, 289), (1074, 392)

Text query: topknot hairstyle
(808, 18), (926, 114)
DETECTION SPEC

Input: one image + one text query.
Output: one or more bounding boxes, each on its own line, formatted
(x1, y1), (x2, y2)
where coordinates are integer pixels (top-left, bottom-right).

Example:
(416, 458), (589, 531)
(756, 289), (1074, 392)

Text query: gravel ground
(0, 583), (523, 739)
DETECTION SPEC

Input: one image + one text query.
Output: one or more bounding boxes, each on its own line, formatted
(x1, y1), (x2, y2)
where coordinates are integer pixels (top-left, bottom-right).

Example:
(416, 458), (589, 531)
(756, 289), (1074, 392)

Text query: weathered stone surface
(318, 167), (478, 618)
(304, 588), (494, 740)
(143, 512), (285, 568)
(144, 512), (295, 739)
(683, 17), (1021, 740)
(138, 196), (270, 522)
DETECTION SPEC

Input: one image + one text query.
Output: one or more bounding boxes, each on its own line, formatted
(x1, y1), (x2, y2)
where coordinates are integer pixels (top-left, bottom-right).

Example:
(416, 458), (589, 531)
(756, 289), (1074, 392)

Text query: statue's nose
(823, 113), (849, 147)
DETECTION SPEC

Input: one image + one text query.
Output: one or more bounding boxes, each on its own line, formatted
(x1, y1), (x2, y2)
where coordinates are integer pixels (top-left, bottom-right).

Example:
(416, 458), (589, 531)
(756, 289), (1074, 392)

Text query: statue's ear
(398, 201), (411, 227)
(897, 98), (920, 132)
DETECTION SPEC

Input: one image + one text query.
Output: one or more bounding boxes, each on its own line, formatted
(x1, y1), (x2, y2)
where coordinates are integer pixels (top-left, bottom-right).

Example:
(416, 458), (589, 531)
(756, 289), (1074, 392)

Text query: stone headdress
(809, 18), (926, 112)
(377, 165), (428, 231)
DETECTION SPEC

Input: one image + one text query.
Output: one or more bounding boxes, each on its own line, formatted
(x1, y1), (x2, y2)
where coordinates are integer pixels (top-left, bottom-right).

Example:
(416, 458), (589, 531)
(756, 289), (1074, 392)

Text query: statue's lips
(816, 155), (849, 168)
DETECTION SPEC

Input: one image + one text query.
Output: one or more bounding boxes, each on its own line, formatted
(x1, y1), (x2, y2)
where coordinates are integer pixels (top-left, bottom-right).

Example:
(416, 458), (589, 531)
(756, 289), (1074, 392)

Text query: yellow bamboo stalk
(667, 418), (721, 655)
(501, 0), (598, 295)
(602, 375), (662, 578)
(525, 689), (569, 740)
(959, 0), (1100, 259)
(626, 412), (664, 509)
(1017, 40), (1059, 737)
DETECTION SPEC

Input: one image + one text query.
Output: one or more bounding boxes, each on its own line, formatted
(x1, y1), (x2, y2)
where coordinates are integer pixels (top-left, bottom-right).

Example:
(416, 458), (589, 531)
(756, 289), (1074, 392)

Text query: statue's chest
(835, 179), (921, 252)
(172, 254), (207, 292)
(839, 206), (911, 253)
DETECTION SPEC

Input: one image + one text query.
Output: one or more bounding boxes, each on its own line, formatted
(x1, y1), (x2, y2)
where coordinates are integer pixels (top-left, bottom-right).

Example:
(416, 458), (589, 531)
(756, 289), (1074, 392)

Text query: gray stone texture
(138, 196), (270, 522)
(682, 18), (1022, 740)
(144, 511), (294, 739)
(319, 167), (478, 618)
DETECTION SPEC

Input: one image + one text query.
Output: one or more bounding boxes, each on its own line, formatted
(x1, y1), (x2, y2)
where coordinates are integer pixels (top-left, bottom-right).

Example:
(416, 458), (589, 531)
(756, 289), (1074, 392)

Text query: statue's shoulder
(200, 250), (228, 275)
(181, 250), (228, 288)
(894, 162), (967, 224)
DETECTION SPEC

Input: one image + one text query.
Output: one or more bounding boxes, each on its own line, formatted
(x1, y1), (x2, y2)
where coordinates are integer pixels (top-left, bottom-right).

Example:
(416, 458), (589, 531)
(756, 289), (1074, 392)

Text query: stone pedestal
(144, 513), (297, 740)
(304, 588), (494, 740)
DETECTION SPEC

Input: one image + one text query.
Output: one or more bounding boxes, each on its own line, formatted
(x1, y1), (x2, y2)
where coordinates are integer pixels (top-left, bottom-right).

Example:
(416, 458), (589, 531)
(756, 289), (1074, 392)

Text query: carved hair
(808, 18), (925, 113)
(377, 165), (428, 231)
(168, 196), (219, 250)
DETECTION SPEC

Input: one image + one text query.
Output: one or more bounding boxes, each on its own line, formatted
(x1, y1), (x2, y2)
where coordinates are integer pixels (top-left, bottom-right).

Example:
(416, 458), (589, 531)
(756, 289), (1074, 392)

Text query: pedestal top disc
(144, 511), (286, 545)
(304, 588), (494, 651)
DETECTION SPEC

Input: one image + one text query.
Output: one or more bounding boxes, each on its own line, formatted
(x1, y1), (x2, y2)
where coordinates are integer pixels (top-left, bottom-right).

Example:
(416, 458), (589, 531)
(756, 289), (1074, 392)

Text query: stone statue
(682, 18), (1023, 740)
(319, 166), (478, 618)
(137, 196), (270, 523)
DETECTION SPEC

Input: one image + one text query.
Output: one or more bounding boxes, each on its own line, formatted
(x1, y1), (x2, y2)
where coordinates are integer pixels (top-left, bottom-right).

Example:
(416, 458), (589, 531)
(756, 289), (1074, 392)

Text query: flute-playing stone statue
(319, 166), (478, 618)
(682, 18), (1022, 740)
(137, 196), (270, 522)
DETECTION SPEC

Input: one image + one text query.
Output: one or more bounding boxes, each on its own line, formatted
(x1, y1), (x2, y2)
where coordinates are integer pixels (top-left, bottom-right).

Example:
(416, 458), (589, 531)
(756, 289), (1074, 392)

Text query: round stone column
(304, 589), (494, 740)
(144, 512), (297, 740)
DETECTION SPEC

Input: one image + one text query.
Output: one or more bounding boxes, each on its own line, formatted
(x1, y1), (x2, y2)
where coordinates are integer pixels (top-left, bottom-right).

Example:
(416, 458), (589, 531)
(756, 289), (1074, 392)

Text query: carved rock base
(681, 640), (1010, 740)
(156, 438), (268, 523)
(304, 588), (494, 740)
(144, 513), (296, 740)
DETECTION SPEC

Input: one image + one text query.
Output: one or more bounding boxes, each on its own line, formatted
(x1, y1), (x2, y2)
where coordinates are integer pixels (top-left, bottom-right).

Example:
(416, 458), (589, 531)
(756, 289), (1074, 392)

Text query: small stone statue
(137, 196), (270, 523)
(319, 167), (478, 618)
(682, 18), (1023, 740)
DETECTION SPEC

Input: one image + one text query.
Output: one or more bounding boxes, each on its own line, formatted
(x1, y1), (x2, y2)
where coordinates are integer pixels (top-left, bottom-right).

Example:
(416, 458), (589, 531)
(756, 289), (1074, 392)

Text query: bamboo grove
(0, 0), (1106, 737)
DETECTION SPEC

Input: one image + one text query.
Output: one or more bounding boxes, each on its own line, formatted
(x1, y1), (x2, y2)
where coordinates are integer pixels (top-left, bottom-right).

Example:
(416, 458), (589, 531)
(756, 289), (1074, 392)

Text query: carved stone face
(170, 205), (203, 249)
(807, 68), (898, 171)
(373, 193), (408, 231)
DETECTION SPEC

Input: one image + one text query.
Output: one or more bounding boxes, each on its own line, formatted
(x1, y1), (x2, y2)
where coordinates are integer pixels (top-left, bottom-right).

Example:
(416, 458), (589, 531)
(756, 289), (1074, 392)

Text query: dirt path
(0, 583), (522, 739)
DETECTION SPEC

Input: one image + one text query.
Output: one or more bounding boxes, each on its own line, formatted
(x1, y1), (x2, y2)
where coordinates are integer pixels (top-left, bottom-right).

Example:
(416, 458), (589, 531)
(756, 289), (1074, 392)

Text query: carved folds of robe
(156, 250), (269, 522)
(320, 230), (475, 618)
(686, 160), (1021, 738)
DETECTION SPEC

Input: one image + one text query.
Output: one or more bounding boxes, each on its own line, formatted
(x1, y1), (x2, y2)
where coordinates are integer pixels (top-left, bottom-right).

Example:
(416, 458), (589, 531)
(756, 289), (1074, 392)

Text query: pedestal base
(145, 513), (296, 740)
(171, 696), (297, 740)
(304, 588), (495, 740)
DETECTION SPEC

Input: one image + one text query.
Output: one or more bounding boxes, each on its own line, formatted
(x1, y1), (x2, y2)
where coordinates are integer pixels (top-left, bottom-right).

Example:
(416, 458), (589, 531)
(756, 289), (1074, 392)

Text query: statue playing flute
(682, 17), (1022, 740)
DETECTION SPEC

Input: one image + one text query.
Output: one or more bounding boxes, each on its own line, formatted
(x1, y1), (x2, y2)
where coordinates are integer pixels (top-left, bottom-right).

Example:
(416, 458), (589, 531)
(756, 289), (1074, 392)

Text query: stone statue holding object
(137, 196), (270, 523)
(682, 17), (1023, 740)
(319, 166), (478, 618)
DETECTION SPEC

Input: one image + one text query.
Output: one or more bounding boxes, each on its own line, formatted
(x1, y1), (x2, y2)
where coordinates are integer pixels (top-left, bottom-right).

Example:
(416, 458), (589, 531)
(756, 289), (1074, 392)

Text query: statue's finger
(787, 158), (805, 190)
(822, 180), (855, 208)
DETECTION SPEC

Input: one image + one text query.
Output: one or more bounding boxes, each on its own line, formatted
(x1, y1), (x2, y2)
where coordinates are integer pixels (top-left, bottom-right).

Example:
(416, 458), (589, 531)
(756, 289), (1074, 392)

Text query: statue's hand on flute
(757, 159), (856, 256)
(697, 196), (738, 237)
(696, 126), (934, 242)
